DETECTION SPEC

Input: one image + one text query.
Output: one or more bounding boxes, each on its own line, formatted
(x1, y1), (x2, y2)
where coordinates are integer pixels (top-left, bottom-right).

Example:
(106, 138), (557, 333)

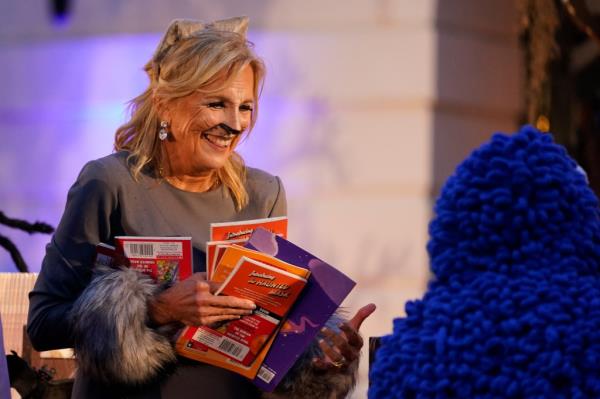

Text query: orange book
(176, 257), (308, 372)
(210, 216), (287, 241)
(175, 326), (278, 379)
(211, 245), (310, 284)
(205, 239), (246, 280)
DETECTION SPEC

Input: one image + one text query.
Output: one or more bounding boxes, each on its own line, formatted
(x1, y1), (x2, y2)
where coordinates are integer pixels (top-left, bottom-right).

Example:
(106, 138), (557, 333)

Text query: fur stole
(70, 266), (176, 385)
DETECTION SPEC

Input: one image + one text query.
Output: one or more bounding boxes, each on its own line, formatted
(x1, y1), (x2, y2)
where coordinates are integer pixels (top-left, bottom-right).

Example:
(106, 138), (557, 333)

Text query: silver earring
(158, 121), (169, 141)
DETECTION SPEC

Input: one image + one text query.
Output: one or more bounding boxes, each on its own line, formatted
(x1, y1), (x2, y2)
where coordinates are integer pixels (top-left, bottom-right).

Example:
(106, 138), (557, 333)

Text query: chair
(0, 273), (75, 398)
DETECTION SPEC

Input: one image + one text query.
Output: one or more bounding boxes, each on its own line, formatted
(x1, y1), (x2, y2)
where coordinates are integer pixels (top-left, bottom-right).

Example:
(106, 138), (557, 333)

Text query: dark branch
(0, 233), (29, 272)
(0, 211), (54, 234)
(562, 0), (600, 48)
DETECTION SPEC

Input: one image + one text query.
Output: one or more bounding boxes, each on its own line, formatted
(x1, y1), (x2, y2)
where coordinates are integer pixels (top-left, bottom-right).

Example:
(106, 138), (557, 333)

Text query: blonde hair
(114, 26), (265, 210)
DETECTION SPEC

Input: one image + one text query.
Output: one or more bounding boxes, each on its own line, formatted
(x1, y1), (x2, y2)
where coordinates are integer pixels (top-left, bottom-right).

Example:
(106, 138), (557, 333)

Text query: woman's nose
(225, 109), (242, 131)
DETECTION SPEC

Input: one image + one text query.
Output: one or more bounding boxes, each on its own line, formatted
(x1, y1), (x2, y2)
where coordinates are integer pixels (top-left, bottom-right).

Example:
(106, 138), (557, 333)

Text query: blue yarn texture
(369, 126), (600, 398)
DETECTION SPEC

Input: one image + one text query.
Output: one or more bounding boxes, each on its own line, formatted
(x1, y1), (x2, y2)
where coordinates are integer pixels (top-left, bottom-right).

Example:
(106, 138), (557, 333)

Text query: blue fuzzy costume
(369, 126), (600, 398)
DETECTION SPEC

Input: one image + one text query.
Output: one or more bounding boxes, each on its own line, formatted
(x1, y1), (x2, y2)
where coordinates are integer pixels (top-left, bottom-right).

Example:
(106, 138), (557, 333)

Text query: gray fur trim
(264, 311), (359, 399)
(71, 266), (176, 385)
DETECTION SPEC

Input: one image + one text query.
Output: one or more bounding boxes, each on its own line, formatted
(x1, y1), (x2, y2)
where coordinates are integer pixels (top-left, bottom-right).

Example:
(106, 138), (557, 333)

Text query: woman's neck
(159, 149), (218, 192)
(162, 171), (218, 192)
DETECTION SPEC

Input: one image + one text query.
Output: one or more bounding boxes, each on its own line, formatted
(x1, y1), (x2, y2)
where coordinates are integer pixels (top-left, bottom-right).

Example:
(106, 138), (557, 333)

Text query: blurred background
(2, 0), (600, 397)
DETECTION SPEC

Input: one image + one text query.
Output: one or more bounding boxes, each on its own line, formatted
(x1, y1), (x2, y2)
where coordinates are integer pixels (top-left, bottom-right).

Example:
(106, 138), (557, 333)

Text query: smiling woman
(157, 65), (256, 193)
(26, 16), (370, 399)
(114, 20), (265, 208)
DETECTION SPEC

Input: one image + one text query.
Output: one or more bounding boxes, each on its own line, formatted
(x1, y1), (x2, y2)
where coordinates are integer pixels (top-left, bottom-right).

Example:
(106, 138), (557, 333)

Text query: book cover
(246, 228), (356, 391)
(211, 245), (310, 284)
(205, 238), (246, 280)
(177, 257), (308, 368)
(113, 236), (193, 282)
(174, 325), (278, 379)
(210, 216), (288, 242)
(94, 243), (130, 268)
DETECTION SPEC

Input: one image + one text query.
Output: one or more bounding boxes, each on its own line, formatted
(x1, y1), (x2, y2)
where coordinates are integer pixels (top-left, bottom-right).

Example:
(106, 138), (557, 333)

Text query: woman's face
(160, 64), (255, 175)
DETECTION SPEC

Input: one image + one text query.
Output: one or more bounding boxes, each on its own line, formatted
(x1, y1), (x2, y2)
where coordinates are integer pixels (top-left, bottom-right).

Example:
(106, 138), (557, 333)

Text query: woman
(27, 16), (373, 398)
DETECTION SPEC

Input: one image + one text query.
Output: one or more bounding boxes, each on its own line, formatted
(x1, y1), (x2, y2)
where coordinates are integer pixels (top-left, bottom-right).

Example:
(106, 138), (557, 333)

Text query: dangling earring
(158, 121), (169, 141)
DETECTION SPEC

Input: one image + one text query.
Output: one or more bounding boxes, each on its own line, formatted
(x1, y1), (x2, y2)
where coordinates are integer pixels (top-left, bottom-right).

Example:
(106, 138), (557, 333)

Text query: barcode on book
(217, 337), (248, 362)
(192, 328), (250, 362)
(257, 366), (275, 383)
(124, 242), (155, 258)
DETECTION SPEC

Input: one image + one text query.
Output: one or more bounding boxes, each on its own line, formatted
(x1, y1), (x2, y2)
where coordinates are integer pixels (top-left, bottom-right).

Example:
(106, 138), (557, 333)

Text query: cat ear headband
(147, 16), (249, 77)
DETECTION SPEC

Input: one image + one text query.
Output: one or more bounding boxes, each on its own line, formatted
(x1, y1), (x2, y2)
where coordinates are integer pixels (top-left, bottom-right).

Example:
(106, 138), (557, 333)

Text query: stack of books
(95, 217), (355, 392)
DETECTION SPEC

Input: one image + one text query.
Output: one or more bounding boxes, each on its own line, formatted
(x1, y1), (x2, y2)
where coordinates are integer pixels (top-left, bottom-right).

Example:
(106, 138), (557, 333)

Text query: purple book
(246, 228), (356, 392)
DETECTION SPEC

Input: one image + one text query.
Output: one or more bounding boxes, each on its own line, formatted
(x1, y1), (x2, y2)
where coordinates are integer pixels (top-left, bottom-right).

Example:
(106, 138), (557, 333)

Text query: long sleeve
(27, 160), (118, 351)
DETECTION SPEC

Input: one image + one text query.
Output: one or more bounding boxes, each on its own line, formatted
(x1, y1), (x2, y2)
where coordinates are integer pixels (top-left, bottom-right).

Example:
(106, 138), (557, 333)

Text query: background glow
(1, 34), (159, 272)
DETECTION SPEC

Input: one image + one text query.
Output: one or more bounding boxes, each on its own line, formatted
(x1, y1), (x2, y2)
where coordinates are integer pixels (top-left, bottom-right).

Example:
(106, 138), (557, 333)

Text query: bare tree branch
(0, 233), (28, 272)
(0, 211), (54, 235)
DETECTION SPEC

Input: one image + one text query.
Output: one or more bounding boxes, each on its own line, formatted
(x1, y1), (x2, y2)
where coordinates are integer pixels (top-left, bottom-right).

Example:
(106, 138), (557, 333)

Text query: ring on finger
(331, 357), (345, 368)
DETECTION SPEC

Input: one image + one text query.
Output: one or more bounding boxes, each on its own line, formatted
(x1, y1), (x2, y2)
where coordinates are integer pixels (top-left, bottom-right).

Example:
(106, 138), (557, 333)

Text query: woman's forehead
(195, 66), (255, 97)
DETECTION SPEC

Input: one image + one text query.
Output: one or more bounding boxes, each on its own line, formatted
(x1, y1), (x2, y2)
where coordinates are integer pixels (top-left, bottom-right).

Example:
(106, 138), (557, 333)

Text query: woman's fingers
(154, 272), (256, 326)
(339, 323), (364, 349)
(208, 280), (222, 293)
(204, 292), (256, 310)
(321, 327), (355, 362)
(312, 356), (337, 371)
(312, 304), (377, 371)
(318, 338), (345, 366)
(347, 303), (376, 331)
(182, 304), (253, 327)
(184, 302), (253, 326)
(192, 278), (255, 309)
(217, 294), (256, 310)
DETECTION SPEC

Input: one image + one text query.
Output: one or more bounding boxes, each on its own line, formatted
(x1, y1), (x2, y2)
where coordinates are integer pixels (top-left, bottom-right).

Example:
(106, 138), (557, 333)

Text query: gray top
(27, 151), (286, 398)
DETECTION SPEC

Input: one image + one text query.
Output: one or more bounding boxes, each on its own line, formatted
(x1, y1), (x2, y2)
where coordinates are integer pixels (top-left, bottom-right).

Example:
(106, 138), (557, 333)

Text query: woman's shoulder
(244, 167), (286, 217)
(78, 151), (131, 182)
(245, 166), (283, 194)
(87, 151), (129, 171)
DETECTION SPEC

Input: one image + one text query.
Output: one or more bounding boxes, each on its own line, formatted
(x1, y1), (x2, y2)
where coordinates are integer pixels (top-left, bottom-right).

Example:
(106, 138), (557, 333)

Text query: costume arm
(263, 313), (359, 399)
(27, 160), (117, 350)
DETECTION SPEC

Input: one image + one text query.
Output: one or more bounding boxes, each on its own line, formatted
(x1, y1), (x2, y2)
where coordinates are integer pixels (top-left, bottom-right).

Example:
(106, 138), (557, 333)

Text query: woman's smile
(201, 132), (233, 149)
(200, 125), (237, 149)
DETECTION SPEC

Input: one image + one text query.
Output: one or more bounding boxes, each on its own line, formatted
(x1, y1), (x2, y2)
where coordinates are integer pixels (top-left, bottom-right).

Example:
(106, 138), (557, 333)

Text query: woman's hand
(148, 272), (256, 327)
(313, 303), (377, 371)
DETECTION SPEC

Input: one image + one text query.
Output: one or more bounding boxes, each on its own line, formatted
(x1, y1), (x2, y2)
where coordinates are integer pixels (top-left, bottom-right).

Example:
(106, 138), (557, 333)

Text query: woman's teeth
(202, 133), (232, 148)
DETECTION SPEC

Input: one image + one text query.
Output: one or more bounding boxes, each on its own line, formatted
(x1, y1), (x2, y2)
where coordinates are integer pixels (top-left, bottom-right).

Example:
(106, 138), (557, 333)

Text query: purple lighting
(0, 33), (158, 272)
(0, 30), (320, 273)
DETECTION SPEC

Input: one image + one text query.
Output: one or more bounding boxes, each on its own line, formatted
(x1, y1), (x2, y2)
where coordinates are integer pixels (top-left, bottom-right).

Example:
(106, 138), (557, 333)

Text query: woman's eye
(240, 104), (253, 112)
(207, 102), (224, 109)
